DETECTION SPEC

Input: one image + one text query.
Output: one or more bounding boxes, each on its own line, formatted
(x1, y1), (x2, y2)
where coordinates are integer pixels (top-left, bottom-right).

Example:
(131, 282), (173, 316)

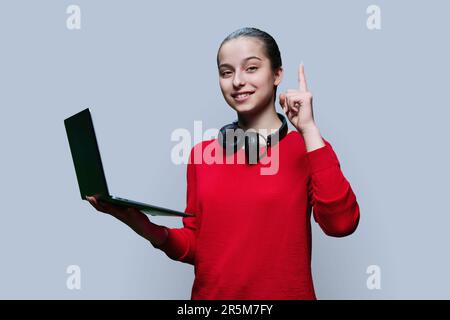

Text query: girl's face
(218, 37), (283, 115)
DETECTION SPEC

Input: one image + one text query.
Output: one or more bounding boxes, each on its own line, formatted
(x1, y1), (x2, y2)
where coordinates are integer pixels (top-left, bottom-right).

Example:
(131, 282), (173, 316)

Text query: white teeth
(235, 93), (250, 98)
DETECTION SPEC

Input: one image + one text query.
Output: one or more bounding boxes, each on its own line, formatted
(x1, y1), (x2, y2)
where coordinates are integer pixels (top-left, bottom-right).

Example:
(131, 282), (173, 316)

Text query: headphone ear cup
(245, 131), (260, 164)
(267, 112), (288, 147)
(218, 123), (235, 155)
(219, 123), (245, 155)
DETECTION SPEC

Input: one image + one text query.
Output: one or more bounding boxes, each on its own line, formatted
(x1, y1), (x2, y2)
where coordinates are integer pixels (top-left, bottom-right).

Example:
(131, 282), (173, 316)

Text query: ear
(274, 67), (283, 86)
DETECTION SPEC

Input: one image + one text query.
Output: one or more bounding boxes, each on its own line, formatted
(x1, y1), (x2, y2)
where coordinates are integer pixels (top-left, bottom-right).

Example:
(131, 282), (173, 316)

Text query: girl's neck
(236, 104), (283, 137)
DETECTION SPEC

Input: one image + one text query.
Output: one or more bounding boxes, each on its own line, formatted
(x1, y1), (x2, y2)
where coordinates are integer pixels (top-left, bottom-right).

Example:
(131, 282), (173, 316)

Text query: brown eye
(247, 66), (258, 72)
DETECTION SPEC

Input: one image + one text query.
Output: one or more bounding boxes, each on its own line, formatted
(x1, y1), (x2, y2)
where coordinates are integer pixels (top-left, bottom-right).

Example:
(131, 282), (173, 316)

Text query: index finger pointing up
(298, 63), (308, 92)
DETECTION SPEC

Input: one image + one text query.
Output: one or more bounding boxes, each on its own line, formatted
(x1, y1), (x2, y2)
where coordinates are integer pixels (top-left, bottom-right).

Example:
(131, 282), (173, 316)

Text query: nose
(232, 71), (246, 87)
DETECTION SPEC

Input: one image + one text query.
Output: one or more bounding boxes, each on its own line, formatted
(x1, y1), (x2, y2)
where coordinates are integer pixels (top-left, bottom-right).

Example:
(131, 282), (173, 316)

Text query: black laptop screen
(64, 108), (110, 199)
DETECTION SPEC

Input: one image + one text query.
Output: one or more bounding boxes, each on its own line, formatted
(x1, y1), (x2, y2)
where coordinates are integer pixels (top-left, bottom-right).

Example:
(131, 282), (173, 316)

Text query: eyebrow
(219, 56), (262, 69)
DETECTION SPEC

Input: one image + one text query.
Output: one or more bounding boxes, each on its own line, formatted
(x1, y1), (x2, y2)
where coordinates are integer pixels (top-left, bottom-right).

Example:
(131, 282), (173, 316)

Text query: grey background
(0, 0), (448, 299)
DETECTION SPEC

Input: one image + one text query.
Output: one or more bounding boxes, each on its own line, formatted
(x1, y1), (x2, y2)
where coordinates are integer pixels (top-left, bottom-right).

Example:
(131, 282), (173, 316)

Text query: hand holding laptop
(86, 194), (136, 218)
(86, 194), (168, 246)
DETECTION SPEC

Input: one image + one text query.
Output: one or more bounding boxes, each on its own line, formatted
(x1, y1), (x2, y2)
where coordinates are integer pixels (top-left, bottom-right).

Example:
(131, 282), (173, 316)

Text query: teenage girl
(87, 27), (360, 300)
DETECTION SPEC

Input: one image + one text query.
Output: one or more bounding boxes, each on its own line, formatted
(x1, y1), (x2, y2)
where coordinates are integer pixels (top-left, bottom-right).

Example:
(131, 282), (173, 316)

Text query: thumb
(279, 92), (286, 104)
(279, 93), (287, 112)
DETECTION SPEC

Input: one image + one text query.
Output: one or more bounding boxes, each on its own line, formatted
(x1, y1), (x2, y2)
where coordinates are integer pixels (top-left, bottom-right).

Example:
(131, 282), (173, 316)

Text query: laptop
(64, 108), (193, 217)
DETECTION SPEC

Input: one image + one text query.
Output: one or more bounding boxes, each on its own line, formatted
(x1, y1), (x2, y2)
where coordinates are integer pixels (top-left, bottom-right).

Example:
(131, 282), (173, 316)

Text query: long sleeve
(306, 138), (360, 237)
(151, 146), (199, 265)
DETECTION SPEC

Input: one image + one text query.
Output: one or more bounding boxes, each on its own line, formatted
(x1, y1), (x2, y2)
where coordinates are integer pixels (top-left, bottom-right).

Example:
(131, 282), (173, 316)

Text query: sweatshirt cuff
(306, 143), (339, 174)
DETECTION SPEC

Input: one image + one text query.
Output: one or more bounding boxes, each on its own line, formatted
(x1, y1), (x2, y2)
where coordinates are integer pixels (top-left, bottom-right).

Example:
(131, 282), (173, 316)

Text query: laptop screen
(64, 108), (110, 200)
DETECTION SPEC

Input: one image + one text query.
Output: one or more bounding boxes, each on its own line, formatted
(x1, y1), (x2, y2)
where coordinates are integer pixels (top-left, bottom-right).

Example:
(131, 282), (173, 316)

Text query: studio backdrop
(0, 0), (449, 299)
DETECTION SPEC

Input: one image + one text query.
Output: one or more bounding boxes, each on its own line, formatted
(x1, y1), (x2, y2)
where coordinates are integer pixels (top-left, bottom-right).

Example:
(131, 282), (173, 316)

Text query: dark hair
(216, 27), (282, 103)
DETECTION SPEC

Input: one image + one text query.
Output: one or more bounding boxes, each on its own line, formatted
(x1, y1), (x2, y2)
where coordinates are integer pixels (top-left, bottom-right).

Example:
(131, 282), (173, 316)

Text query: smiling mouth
(232, 92), (254, 102)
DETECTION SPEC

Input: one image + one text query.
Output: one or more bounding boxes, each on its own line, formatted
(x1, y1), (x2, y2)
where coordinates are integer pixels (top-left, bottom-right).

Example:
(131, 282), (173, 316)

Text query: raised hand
(279, 63), (317, 133)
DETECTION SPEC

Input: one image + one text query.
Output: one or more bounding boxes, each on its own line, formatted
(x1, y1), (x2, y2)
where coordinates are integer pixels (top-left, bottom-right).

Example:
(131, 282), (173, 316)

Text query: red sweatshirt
(152, 130), (360, 300)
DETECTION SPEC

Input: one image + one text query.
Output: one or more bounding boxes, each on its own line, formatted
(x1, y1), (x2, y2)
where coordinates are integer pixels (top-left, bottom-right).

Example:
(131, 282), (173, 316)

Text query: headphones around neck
(218, 112), (288, 164)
